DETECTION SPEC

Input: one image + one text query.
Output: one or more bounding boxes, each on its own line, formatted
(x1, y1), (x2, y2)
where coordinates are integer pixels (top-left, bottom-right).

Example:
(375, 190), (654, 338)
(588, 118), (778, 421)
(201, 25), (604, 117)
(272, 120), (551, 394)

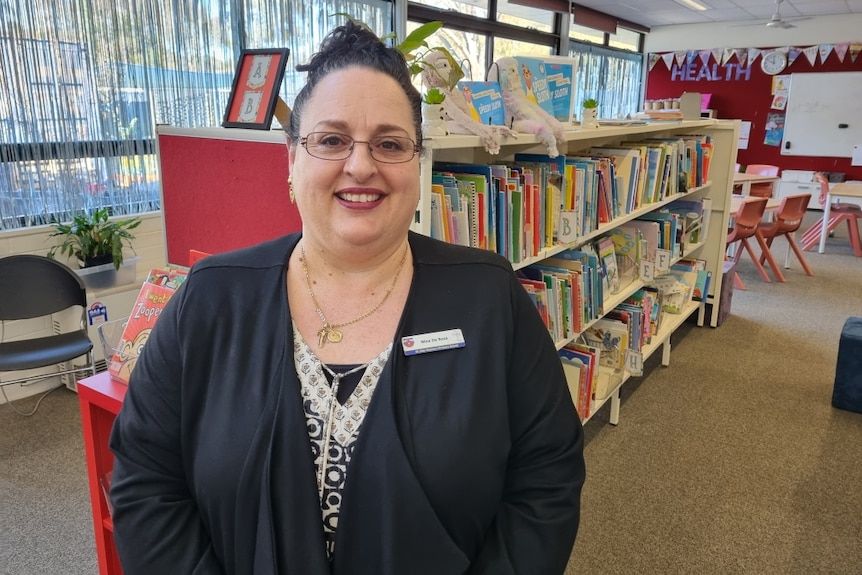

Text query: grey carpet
(2, 212), (861, 575)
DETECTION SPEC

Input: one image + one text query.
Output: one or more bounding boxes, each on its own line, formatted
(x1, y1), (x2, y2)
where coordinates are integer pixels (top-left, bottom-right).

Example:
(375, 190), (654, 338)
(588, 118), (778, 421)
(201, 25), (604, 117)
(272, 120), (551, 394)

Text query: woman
(110, 21), (585, 575)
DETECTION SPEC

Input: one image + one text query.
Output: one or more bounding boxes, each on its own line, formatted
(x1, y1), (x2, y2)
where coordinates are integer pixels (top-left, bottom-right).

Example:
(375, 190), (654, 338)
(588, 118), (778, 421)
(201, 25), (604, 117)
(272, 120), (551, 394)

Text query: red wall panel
(158, 132), (302, 266)
(646, 49), (862, 180)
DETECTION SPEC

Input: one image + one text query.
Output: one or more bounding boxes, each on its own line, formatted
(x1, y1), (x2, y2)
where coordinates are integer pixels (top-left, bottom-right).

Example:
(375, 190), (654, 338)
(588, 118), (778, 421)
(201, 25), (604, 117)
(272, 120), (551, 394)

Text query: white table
(819, 182), (862, 253)
(733, 172), (780, 197)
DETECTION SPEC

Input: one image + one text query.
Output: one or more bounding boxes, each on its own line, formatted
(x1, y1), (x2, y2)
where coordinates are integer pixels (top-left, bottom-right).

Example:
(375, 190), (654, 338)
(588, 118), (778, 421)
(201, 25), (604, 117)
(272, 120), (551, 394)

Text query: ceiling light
(673, 0), (710, 11)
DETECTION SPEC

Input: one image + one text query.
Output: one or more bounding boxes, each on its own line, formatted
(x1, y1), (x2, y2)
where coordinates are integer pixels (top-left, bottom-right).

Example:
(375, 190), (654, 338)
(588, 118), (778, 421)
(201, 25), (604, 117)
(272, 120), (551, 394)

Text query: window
(570, 43), (643, 120)
(1, 0), (393, 231)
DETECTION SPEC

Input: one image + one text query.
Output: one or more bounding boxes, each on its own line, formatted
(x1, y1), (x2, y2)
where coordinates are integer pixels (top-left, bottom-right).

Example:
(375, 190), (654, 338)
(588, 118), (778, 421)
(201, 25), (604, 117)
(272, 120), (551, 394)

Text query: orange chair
(744, 164), (780, 198)
(726, 197), (785, 289)
(800, 173), (862, 257)
(757, 193), (814, 276)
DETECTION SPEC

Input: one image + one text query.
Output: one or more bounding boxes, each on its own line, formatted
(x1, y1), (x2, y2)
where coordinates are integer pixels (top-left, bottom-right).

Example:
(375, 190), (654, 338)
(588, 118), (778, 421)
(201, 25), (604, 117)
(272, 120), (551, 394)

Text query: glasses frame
(299, 132), (422, 164)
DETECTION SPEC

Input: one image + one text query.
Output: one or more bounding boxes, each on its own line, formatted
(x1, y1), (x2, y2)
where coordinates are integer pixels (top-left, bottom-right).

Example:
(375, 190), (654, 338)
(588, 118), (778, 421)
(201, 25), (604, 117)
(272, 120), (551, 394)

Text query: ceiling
(572, 0), (862, 29)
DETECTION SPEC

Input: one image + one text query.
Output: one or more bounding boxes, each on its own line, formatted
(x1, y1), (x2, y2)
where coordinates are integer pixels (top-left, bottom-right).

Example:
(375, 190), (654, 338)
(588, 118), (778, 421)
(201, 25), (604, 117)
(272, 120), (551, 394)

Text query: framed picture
(223, 48), (290, 130)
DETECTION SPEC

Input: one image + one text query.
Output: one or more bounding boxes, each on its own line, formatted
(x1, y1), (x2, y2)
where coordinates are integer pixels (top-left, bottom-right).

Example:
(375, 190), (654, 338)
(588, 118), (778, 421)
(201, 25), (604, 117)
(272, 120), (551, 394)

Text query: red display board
(157, 127), (302, 266)
(646, 48), (862, 180)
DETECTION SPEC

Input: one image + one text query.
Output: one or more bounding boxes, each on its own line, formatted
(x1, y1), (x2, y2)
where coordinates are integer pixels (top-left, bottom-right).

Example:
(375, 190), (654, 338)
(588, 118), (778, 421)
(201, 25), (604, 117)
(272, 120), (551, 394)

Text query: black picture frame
(222, 48), (290, 130)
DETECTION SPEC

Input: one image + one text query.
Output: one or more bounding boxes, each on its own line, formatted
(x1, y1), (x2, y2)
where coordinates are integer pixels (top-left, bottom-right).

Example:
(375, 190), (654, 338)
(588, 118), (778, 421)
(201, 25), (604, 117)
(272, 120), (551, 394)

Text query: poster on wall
(738, 121), (751, 150)
(764, 113), (785, 147)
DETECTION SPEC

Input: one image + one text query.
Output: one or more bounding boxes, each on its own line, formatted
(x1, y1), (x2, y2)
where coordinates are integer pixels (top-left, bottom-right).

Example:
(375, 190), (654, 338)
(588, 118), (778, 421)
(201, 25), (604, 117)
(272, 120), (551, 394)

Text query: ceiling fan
(762, 0), (809, 29)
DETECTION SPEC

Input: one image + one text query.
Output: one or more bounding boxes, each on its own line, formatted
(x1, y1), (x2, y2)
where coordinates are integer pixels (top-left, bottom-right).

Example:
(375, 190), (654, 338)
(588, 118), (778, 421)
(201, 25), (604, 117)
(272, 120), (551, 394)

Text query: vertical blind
(570, 42), (643, 121)
(0, 0), (392, 230)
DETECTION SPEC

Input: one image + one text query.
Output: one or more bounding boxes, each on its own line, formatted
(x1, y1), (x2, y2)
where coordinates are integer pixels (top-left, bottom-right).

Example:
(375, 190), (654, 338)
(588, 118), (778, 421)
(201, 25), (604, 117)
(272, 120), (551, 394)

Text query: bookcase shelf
(417, 119), (740, 425)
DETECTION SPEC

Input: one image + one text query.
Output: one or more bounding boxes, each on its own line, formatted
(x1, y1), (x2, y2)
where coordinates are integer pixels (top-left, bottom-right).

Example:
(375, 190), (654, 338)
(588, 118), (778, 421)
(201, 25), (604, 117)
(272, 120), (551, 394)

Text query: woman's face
(288, 66), (420, 253)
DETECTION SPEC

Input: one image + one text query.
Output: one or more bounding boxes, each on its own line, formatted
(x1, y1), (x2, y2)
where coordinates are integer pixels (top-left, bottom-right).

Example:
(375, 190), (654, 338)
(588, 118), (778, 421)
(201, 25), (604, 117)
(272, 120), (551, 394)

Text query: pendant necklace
(300, 242), (409, 347)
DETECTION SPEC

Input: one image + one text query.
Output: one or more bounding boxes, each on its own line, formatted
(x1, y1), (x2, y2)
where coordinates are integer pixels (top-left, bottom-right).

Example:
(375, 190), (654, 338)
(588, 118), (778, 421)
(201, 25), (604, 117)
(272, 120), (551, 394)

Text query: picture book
(108, 268), (187, 384)
(540, 56), (576, 123)
(457, 81), (506, 126)
(583, 317), (629, 371)
(513, 57), (557, 118)
(560, 355), (589, 421)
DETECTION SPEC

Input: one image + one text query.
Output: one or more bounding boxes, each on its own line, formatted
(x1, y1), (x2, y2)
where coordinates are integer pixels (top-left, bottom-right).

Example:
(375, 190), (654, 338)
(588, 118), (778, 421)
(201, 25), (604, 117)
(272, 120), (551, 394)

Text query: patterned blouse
(293, 325), (392, 559)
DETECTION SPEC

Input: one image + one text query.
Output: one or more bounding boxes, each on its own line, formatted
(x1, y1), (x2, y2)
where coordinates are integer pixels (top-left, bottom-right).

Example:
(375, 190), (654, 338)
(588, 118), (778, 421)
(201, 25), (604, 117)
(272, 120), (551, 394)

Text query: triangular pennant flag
(734, 48), (747, 66)
(662, 52), (675, 69)
(748, 48), (761, 65)
(648, 53), (661, 71)
(802, 45), (818, 66)
(686, 50), (697, 64)
(778, 46), (790, 54)
(788, 47), (802, 66)
(674, 50), (687, 67)
(834, 43), (849, 62)
(850, 43), (862, 63)
(722, 48), (734, 66)
(698, 50), (711, 66)
(711, 48), (723, 64)
(818, 44), (834, 64)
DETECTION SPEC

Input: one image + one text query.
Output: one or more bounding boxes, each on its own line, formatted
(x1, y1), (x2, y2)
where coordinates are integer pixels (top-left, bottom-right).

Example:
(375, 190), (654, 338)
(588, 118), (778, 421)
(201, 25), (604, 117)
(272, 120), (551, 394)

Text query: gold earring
(288, 175), (295, 204)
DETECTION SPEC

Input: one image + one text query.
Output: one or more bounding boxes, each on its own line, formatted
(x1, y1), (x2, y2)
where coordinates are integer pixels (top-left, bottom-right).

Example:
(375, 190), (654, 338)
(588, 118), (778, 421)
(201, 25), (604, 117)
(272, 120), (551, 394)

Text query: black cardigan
(109, 231), (585, 575)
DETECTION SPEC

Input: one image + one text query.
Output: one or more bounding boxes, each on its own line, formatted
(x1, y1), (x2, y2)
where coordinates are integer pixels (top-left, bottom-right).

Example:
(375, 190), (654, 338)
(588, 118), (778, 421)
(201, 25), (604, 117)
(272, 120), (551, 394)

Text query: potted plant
(582, 98), (600, 127)
(421, 87), (449, 136)
(581, 98), (599, 128)
(47, 208), (141, 271)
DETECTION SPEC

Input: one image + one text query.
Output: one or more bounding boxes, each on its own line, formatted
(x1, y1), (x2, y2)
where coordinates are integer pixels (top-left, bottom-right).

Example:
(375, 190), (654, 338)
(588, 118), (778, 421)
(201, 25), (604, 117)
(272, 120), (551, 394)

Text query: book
(457, 81), (506, 126)
(108, 268), (187, 384)
(513, 57), (557, 118)
(539, 56), (577, 123)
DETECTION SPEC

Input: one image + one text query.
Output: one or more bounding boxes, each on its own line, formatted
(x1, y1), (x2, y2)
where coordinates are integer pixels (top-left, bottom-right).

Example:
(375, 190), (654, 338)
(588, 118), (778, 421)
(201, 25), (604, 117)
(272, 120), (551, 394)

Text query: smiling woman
(108, 20), (585, 575)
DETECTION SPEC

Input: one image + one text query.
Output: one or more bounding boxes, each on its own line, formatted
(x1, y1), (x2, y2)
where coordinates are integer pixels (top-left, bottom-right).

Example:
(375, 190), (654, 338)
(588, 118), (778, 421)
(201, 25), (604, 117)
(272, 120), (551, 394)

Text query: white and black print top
(293, 324), (392, 560)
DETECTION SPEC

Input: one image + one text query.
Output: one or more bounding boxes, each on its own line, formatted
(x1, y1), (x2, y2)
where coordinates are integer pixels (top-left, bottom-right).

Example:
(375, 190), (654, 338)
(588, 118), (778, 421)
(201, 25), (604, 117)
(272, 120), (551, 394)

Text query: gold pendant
(327, 329), (343, 344)
(318, 327), (329, 348)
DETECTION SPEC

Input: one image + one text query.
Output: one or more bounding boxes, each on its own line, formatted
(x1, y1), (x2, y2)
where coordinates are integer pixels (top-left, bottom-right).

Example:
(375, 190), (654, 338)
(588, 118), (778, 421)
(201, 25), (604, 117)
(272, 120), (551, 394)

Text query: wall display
(760, 50), (788, 75)
(223, 48), (290, 130)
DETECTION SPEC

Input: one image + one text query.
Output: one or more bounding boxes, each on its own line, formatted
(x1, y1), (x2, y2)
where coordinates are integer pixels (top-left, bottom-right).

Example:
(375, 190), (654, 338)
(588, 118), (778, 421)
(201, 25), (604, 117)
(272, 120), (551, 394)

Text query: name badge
(402, 329), (465, 356)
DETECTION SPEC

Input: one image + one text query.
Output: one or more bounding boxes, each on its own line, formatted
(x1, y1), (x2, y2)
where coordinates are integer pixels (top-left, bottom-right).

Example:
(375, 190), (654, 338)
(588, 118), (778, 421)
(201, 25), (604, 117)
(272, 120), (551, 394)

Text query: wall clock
(760, 50), (787, 75)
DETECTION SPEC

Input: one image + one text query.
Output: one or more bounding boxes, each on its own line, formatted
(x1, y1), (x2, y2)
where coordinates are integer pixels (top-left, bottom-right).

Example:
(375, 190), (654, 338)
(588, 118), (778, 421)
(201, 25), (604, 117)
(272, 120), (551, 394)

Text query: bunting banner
(661, 52), (675, 69)
(787, 47), (802, 66)
(834, 43), (849, 62)
(651, 42), (862, 72)
(747, 48), (761, 65)
(802, 45), (818, 66)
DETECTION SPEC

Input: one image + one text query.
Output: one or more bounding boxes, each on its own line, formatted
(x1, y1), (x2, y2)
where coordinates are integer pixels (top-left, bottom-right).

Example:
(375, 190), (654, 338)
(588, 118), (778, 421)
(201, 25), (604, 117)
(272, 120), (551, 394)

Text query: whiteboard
(781, 72), (862, 158)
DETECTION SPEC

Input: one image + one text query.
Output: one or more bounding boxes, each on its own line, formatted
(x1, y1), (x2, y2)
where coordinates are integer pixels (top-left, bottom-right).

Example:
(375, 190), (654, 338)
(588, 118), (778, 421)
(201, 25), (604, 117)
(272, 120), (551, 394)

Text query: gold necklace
(300, 242), (409, 347)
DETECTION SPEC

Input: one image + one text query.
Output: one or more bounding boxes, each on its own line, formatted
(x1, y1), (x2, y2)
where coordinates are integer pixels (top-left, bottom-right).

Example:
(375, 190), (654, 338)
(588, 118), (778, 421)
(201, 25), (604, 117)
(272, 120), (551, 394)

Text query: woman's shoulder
(190, 233), (299, 275)
(408, 232), (513, 273)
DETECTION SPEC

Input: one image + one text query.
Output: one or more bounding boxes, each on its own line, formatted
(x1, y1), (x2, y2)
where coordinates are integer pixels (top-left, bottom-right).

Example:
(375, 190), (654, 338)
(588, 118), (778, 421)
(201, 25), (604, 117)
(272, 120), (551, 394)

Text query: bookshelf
(416, 119), (740, 423)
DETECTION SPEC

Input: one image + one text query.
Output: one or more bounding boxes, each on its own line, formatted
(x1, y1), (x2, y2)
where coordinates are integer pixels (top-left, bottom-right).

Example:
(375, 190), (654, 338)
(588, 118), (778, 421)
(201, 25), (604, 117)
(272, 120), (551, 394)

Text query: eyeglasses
(300, 132), (421, 164)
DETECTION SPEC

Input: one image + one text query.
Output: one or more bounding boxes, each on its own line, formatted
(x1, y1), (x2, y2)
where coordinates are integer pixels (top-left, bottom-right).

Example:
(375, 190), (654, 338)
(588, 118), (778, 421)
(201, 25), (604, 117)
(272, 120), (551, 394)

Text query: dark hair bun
(296, 20), (389, 75)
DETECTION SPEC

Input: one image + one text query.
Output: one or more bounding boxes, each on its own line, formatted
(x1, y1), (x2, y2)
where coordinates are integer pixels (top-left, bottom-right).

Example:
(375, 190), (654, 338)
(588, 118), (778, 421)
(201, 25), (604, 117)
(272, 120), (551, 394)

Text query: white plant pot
(422, 103), (448, 136)
(581, 107), (599, 129)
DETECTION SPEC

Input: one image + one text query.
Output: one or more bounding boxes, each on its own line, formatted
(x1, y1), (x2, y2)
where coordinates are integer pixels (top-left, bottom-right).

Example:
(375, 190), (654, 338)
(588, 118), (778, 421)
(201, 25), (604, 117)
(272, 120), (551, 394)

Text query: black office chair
(0, 255), (96, 407)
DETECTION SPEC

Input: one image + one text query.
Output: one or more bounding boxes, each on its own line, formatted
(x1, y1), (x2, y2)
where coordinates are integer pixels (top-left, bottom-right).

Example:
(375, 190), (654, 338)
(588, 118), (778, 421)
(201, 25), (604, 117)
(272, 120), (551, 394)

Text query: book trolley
(78, 371), (126, 575)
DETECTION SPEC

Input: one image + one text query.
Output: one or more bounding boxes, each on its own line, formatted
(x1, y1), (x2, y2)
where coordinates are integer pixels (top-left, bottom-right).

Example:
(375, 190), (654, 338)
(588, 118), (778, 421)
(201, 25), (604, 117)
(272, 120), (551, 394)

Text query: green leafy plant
(423, 88), (446, 104)
(583, 98), (599, 109)
(47, 208), (141, 270)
